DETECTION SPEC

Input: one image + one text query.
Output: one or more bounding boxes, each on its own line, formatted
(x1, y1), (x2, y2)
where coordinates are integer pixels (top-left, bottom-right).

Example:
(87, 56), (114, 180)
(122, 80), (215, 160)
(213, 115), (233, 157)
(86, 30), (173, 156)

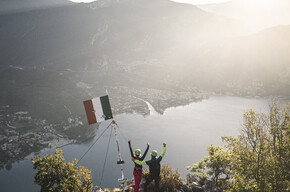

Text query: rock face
(185, 174), (229, 192)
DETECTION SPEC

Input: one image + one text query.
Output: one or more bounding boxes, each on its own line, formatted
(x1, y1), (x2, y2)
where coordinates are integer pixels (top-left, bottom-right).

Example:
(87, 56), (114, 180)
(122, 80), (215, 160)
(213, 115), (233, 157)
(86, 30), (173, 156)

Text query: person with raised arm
(128, 140), (149, 192)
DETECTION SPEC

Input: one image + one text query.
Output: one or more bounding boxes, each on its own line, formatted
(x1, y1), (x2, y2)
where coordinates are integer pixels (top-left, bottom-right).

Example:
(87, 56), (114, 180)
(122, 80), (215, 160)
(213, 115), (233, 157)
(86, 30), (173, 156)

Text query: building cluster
(226, 79), (265, 97)
(0, 105), (73, 164)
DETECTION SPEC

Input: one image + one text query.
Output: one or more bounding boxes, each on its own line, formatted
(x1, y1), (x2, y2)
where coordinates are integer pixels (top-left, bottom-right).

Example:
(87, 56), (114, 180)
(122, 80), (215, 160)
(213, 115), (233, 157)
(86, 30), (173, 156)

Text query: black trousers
(144, 174), (160, 192)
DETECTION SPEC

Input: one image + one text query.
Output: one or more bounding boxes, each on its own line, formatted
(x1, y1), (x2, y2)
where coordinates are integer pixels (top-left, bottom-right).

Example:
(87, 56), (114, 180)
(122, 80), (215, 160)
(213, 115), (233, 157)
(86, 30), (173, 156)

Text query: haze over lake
(1, 96), (285, 191)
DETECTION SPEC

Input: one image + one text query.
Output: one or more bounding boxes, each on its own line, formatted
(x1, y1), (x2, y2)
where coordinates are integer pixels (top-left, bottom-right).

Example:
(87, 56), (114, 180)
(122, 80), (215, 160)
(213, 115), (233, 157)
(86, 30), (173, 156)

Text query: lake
(0, 96), (286, 191)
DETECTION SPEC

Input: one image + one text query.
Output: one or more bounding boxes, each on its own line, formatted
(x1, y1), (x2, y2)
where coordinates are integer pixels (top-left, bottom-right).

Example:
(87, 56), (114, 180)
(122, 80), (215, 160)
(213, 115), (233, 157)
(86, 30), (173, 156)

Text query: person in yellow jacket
(132, 143), (166, 192)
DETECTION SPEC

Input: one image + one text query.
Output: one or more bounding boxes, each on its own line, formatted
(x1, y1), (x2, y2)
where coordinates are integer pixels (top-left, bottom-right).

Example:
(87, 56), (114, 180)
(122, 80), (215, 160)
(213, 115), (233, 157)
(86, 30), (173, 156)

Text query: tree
(268, 102), (290, 191)
(222, 109), (270, 191)
(32, 148), (93, 192)
(188, 102), (290, 192)
(222, 102), (290, 192)
(187, 145), (232, 188)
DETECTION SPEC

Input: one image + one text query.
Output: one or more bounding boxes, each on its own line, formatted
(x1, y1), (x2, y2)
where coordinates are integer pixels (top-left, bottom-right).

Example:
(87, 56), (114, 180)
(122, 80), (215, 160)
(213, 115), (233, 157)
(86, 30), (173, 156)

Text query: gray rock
(190, 182), (203, 192)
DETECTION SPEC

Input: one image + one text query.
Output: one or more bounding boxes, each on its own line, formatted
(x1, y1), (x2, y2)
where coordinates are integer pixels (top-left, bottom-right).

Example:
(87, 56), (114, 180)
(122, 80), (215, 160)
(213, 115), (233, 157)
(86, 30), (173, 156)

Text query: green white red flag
(83, 95), (113, 125)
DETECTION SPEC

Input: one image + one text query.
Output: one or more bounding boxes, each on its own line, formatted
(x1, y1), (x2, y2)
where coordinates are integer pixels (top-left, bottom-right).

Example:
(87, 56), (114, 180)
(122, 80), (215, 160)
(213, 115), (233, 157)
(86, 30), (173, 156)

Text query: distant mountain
(0, 0), (72, 15)
(0, 0), (249, 75)
(0, 0), (251, 141)
(198, 0), (290, 32)
(184, 25), (290, 96)
(0, 0), (250, 96)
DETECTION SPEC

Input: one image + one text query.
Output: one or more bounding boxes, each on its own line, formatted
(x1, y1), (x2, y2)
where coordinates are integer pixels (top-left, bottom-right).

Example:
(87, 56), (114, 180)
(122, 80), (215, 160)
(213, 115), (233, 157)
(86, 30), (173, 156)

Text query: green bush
(32, 148), (93, 192)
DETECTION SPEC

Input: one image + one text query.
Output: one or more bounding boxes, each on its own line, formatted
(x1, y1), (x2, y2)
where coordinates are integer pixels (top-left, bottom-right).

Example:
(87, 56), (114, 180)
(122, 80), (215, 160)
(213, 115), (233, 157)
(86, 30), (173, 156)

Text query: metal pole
(112, 121), (125, 179)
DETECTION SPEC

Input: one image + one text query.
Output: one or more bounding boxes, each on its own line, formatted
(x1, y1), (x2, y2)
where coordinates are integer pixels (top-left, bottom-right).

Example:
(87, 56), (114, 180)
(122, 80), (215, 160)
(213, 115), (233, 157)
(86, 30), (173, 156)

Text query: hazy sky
(171, 0), (230, 5)
(69, 0), (231, 4)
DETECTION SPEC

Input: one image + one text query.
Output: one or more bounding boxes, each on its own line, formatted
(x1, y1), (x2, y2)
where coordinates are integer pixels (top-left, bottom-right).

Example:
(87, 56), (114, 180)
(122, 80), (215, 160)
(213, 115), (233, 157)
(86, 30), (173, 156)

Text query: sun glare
(247, 0), (274, 8)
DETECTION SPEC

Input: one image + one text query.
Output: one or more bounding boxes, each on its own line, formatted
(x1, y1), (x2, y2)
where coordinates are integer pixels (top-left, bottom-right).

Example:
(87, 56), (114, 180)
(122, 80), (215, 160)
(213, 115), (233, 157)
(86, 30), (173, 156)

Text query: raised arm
(128, 140), (134, 158)
(160, 143), (166, 158)
(133, 158), (147, 165)
(140, 143), (150, 160)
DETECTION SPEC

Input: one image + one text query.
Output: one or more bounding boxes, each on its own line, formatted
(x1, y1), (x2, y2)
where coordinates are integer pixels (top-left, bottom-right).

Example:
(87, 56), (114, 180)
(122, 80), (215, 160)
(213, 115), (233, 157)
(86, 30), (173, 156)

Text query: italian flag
(83, 95), (113, 125)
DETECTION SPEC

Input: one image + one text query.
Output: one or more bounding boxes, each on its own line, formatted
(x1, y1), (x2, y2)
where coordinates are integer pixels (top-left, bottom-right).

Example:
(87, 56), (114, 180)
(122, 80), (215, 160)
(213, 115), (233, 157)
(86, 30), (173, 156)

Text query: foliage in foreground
(187, 145), (232, 188)
(32, 148), (93, 192)
(143, 164), (183, 191)
(188, 102), (290, 192)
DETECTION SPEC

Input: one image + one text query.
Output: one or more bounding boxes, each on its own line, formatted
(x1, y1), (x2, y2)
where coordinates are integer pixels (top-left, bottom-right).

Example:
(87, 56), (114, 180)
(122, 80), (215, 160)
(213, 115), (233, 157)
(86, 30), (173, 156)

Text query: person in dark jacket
(133, 143), (166, 192)
(128, 140), (149, 192)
